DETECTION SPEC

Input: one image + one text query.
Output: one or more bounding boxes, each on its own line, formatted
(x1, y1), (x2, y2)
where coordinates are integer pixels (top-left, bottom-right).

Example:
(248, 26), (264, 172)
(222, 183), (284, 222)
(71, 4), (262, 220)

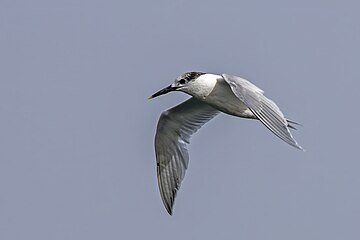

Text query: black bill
(148, 85), (176, 99)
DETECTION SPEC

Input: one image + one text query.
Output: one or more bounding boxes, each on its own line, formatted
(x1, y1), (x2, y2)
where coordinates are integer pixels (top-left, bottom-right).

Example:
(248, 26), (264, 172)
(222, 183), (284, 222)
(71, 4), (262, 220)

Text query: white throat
(182, 74), (219, 99)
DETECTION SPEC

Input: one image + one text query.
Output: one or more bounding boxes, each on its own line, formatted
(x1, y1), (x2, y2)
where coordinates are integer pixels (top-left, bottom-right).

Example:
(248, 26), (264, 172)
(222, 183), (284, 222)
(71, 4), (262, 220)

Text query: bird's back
(204, 77), (255, 119)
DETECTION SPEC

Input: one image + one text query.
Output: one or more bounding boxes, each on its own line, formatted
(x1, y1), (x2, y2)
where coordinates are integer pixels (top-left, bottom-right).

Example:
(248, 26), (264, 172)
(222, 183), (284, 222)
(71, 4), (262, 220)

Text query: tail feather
(286, 119), (302, 130)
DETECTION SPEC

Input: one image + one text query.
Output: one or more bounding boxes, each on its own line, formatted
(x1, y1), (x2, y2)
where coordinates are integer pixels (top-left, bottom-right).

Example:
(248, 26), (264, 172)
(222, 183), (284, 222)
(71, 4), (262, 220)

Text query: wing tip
(162, 196), (174, 215)
(166, 206), (173, 216)
(160, 194), (175, 216)
(297, 144), (306, 152)
(294, 143), (305, 152)
(288, 137), (305, 152)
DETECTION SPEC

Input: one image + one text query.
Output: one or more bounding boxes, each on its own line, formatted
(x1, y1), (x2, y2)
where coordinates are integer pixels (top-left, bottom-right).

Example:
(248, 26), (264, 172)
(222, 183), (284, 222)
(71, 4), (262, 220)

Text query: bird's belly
(204, 80), (255, 119)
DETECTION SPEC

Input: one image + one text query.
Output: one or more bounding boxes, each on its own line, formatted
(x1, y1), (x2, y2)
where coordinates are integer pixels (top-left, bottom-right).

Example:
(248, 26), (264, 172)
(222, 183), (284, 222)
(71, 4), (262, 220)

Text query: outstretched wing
(222, 74), (303, 150)
(154, 97), (219, 215)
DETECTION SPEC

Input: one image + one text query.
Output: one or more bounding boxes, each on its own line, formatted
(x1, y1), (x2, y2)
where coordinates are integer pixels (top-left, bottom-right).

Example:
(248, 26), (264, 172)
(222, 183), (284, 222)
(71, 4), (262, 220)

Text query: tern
(149, 72), (303, 215)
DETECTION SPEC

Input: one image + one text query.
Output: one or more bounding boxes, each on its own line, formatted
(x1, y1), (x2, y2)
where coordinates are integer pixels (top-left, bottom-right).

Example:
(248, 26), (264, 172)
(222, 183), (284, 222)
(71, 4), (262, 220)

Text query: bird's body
(149, 72), (303, 215)
(198, 74), (255, 118)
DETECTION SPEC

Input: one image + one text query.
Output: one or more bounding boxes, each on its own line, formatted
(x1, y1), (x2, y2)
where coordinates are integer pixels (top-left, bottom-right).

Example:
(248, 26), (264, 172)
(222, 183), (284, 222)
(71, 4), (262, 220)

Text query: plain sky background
(1, 0), (359, 239)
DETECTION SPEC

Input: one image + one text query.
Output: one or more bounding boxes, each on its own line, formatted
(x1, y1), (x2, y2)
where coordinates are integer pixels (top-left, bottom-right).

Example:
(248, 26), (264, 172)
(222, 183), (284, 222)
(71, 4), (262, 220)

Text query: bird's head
(148, 72), (208, 99)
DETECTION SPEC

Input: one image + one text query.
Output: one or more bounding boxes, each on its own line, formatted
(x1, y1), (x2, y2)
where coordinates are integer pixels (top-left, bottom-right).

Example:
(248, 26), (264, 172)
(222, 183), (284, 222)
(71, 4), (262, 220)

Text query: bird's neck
(185, 74), (219, 99)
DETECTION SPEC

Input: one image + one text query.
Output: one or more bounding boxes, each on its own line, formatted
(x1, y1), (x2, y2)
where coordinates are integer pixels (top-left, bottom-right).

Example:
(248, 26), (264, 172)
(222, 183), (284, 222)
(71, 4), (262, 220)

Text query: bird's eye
(179, 79), (186, 85)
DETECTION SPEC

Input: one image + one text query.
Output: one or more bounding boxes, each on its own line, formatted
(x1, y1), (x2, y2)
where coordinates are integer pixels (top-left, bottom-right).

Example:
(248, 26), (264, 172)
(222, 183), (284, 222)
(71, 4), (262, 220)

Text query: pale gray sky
(1, 1), (359, 239)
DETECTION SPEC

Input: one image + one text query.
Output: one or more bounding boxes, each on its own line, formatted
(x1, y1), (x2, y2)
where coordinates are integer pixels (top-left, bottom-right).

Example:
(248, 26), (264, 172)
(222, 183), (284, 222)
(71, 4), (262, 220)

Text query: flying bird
(149, 72), (303, 215)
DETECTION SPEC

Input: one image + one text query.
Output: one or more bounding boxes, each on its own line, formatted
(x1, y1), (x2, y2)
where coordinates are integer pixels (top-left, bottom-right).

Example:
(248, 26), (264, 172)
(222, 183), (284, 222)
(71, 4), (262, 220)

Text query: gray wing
(155, 97), (219, 215)
(222, 74), (303, 150)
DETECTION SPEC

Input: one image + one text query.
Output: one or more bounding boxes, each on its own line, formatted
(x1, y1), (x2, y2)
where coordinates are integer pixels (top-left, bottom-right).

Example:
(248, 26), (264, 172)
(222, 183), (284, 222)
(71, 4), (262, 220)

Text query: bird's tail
(286, 119), (302, 130)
